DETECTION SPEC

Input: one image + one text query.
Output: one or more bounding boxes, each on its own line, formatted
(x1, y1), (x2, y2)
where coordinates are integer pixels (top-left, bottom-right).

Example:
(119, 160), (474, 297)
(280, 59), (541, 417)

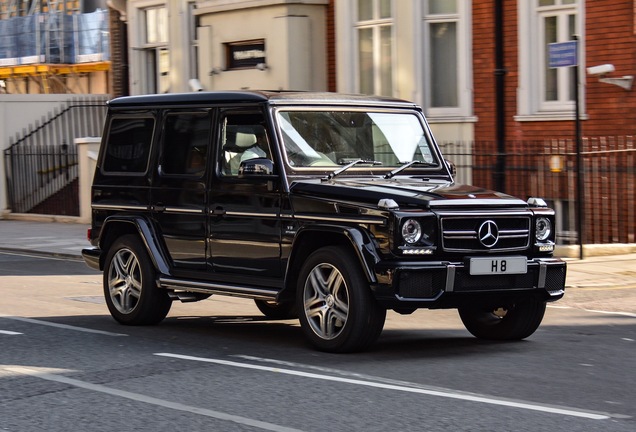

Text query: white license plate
(469, 257), (527, 275)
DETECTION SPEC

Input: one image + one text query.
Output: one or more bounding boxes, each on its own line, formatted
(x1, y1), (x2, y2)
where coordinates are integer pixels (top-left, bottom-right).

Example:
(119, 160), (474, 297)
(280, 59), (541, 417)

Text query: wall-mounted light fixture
(188, 79), (204, 92)
(586, 64), (633, 90)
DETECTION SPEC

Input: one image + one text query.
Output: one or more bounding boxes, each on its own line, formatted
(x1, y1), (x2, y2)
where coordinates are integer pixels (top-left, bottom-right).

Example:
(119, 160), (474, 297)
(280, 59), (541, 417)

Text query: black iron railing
(440, 137), (636, 245)
(3, 96), (107, 215)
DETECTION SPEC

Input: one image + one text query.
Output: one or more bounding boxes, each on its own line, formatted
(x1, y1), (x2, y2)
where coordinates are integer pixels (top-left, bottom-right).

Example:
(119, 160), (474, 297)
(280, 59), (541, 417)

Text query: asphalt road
(0, 251), (634, 431)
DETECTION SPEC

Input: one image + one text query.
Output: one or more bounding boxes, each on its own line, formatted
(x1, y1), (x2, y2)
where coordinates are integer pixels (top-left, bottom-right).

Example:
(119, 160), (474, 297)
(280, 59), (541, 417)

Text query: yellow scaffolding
(0, 60), (110, 93)
(0, 1), (80, 19)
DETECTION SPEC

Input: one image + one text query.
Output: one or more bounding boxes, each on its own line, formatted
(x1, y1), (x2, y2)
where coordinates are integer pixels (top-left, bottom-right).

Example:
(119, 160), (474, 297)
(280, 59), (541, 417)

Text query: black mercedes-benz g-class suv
(83, 91), (566, 352)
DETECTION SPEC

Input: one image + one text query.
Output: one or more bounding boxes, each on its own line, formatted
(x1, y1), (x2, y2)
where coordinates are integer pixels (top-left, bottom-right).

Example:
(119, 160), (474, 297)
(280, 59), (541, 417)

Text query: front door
(207, 109), (283, 288)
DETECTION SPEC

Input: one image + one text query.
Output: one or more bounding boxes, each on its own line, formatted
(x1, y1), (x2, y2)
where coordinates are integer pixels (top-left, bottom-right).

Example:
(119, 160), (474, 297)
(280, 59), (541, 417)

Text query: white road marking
(154, 353), (611, 421)
(0, 330), (22, 335)
(582, 309), (636, 318)
(0, 315), (127, 337)
(547, 305), (636, 318)
(3, 365), (303, 432)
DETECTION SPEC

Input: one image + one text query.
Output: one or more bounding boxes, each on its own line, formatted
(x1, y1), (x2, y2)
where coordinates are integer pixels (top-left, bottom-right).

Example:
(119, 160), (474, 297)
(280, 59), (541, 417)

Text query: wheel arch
(280, 224), (380, 301)
(97, 216), (171, 275)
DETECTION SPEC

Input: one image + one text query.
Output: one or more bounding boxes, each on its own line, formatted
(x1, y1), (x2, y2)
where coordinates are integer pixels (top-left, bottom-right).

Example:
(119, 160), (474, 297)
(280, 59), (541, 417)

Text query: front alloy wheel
(303, 262), (349, 340)
(297, 246), (386, 352)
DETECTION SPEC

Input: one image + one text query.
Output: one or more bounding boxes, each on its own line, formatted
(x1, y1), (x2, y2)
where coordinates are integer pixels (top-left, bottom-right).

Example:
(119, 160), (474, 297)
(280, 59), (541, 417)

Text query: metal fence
(3, 96), (107, 214)
(440, 137), (636, 245)
(5, 109), (635, 245)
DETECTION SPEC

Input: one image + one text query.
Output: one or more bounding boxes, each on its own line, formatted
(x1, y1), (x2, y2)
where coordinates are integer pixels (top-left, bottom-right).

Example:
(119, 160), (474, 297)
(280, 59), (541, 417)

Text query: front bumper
(372, 257), (566, 309)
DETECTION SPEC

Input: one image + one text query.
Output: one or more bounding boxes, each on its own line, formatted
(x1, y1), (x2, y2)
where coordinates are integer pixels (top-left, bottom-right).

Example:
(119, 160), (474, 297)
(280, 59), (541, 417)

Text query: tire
(103, 234), (172, 325)
(296, 246), (386, 353)
(458, 298), (547, 340)
(254, 299), (298, 319)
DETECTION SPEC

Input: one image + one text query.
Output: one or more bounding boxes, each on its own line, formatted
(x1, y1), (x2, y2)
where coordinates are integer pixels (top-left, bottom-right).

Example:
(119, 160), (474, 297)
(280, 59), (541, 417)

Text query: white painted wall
(77, 137), (101, 223)
(196, 1), (328, 92)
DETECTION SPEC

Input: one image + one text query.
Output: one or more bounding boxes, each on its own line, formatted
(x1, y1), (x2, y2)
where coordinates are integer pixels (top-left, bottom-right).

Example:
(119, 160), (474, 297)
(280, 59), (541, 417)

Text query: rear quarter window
(102, 116), (155, 174)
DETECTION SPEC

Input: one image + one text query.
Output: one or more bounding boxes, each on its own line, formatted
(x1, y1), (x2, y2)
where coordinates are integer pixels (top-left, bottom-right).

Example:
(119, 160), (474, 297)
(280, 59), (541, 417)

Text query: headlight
(401, 219), (422, 244)
(536, 217), (552, 241)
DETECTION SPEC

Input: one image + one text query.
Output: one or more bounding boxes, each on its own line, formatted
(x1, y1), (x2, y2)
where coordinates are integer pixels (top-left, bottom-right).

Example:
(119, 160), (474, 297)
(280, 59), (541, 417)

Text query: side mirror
(238, 158), (276, 179)
(445, 160), (457, 178)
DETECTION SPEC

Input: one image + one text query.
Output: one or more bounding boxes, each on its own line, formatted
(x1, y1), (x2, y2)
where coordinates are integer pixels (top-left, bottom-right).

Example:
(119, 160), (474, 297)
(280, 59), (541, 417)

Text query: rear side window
(160, 111), (211, 177)
(102, 116), (155, 174)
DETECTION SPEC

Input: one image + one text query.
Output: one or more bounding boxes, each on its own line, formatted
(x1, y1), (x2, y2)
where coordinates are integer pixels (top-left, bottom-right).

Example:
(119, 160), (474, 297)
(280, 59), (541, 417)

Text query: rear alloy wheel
(103, 234), (172, 325)
(254, 299), (298, 319)
(297, 246), (386, 353)
(458, 298), (547, 340)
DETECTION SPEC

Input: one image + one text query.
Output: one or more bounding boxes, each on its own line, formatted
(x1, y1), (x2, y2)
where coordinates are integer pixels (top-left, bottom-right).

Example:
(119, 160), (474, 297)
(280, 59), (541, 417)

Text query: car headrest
(235, 132), (257, 148)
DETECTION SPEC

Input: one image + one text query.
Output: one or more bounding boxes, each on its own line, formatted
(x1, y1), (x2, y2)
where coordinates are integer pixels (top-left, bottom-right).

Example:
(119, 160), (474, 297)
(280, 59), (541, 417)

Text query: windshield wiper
(383, 160), (437, 179)
(324, 159), (383, 180)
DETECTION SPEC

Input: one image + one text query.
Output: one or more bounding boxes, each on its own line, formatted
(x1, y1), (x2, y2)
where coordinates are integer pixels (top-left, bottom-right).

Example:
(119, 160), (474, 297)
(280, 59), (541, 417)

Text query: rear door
(150, 109), (213, 275)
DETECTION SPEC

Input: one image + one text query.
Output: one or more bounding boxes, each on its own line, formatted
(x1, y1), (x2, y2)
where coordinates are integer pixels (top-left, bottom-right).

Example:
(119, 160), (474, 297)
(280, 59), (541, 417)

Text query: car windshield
(275, 110), (439, 171)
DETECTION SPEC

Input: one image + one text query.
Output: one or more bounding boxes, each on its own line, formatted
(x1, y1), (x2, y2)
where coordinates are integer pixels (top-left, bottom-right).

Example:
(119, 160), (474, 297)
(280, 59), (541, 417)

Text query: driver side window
(220, 112), (272, 176)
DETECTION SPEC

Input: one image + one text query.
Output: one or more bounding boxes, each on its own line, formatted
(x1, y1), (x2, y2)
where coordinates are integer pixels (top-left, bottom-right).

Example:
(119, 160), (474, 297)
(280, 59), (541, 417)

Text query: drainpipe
(494, 0), (506, 193)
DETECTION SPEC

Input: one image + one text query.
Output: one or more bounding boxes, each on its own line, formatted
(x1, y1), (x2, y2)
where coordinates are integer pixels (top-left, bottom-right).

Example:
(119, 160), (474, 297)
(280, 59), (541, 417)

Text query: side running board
(158, 276), (279, 301)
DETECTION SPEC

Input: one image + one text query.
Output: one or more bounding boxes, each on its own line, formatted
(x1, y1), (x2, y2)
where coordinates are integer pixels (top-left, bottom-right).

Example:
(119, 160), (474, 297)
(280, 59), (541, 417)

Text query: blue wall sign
(548, 41), (578, 68)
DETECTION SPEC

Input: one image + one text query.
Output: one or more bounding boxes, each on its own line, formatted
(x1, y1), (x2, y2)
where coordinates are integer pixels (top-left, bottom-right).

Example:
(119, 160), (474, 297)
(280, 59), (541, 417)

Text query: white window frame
(188, 1), (199, 82)
(517, 0), (584, 121)
(129, 1), (170, 95)
(353, 0), (395, 97)
(421, 1), (472, 119)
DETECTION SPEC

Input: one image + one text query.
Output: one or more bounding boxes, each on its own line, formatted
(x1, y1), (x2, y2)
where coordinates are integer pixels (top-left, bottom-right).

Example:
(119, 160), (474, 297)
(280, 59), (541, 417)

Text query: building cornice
(195, 0), (328, 15)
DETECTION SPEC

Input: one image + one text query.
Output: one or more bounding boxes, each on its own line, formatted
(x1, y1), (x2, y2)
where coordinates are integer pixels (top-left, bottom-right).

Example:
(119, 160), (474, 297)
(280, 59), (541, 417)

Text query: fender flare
(98, 215), (172, 276)
(283, 224), (380, 294)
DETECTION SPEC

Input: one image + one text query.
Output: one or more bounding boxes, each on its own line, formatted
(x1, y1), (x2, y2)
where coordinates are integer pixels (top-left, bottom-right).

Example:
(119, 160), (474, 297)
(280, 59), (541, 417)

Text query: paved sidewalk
(0, 219), (635, 291)
(0, 219), (90, 260)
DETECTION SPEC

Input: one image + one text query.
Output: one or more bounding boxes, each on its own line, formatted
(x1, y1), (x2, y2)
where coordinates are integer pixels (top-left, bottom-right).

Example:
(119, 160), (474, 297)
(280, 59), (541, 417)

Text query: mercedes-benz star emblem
(478, 220), (499, 248)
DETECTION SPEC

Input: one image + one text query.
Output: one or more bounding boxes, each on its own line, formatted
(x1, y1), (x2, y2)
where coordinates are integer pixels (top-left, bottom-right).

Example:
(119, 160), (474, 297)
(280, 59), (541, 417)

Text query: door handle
(210, 207), (226, 216)
(153, 203), (166, 212)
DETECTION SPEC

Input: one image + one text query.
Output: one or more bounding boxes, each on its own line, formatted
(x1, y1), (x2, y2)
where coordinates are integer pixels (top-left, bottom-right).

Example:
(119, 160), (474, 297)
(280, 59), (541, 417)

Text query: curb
(0, 247), (83, 261)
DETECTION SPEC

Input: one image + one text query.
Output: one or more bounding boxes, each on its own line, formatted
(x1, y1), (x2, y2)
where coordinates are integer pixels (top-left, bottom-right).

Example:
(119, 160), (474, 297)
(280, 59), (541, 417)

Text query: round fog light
(402, 219), (422, 244)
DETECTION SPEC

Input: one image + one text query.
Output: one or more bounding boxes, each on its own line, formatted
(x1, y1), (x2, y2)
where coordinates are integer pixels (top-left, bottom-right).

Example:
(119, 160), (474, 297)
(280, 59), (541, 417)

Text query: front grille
(441, 215), (530, 252)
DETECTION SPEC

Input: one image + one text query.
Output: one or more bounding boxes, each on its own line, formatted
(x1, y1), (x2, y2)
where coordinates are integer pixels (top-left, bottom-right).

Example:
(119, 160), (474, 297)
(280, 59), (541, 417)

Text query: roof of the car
(107, 91), (418, 108)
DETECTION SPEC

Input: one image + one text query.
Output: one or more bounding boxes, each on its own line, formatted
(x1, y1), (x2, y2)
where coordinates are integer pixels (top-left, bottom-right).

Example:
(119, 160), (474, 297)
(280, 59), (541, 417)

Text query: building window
(518, 0), (582, 119)
(145, 6), (168, 44)
(188, 1), (199, 82)
(422, 0), (471, 118)
(355, 0), (393, 96)
(540, 1), (577, 104)
(141, 5), (169, 94)
(225, 40), (266, 70)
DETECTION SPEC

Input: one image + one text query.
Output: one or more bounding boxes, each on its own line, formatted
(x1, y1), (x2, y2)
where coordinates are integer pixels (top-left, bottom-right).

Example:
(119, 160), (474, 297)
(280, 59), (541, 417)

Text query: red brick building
(473, 1), (636, 142)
